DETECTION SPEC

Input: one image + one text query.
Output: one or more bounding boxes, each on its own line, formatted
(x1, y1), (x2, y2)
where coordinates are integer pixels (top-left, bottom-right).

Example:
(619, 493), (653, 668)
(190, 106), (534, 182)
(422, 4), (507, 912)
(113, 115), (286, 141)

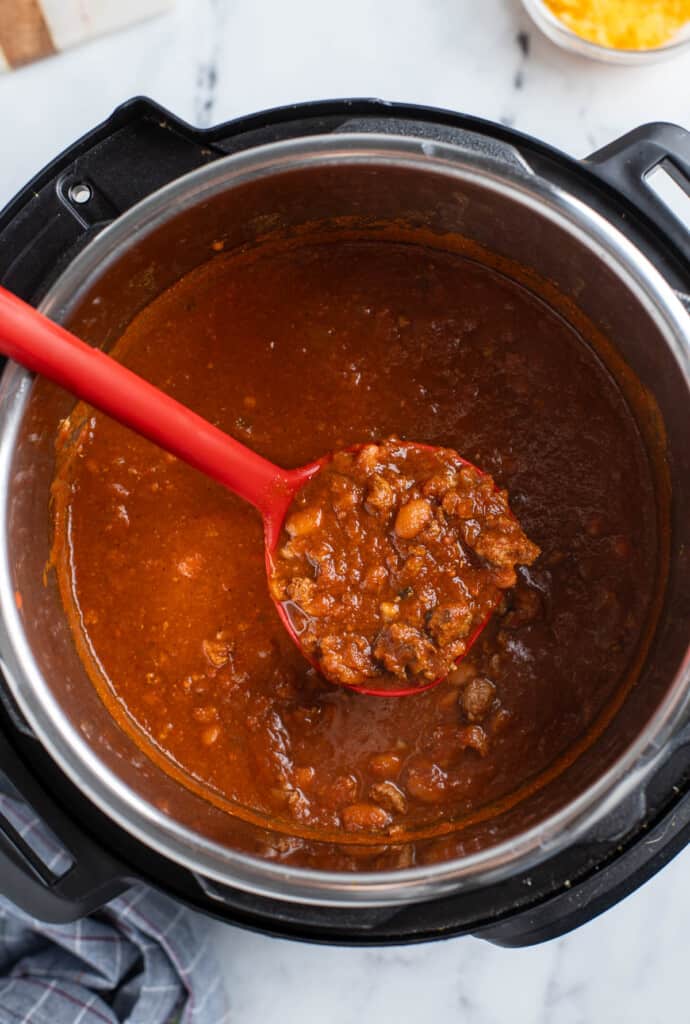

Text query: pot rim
(0, 131), (689, 908)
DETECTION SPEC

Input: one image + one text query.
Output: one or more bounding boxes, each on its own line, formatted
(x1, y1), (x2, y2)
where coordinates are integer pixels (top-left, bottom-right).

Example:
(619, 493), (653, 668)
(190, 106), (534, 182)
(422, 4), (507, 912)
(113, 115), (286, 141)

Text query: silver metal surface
(0, 132), (688, 908)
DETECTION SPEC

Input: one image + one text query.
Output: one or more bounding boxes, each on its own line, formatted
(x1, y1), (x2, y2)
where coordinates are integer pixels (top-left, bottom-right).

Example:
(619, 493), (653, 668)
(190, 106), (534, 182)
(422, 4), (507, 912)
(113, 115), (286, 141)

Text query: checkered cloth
(0, 786), (230, 1023)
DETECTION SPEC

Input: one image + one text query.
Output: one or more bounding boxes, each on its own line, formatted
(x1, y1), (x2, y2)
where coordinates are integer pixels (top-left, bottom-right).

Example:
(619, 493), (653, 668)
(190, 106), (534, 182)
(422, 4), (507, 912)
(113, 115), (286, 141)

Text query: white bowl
(522, 0), (690, 64)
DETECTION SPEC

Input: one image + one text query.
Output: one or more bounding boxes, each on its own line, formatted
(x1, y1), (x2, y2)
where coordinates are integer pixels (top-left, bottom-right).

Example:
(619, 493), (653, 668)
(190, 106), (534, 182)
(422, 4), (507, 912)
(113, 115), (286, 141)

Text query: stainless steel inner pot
(0, 132), (688, 908)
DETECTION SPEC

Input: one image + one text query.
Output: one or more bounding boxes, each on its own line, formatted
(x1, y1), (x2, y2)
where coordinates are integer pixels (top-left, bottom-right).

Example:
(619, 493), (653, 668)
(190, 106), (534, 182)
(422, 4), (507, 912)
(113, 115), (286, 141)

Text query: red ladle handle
(0, 287), (288, 517)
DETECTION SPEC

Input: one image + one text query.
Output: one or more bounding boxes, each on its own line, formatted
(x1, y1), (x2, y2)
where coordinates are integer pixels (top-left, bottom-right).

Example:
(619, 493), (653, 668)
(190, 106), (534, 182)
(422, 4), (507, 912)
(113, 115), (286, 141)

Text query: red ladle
(0, 287), (493, 697)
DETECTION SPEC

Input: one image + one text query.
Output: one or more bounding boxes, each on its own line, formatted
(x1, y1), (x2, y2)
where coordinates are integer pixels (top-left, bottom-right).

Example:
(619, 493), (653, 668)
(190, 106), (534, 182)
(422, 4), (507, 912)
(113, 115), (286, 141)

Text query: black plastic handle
(0, 719), (129, 922)
(587, 122), (690, 271)
(0, 97), (229, 303)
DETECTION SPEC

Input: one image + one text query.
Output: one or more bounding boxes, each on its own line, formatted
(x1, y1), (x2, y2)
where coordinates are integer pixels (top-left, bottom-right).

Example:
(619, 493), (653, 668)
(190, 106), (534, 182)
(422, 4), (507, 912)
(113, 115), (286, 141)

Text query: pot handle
(587, 122), (690, 275)
(0, 723), (129, 922)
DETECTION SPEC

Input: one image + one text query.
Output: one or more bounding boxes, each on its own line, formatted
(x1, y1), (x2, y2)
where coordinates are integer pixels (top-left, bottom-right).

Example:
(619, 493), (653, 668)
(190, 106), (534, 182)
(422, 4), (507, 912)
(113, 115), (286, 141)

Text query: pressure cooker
(0, 98), (688, 946)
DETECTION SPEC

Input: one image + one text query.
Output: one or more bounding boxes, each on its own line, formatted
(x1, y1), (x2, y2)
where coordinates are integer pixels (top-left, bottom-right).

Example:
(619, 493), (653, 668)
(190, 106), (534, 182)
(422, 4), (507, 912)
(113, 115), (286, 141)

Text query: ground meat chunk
(460, 677), (496, 722)
(269, 438), (540, 690)
(319, 633), (374, 686)
(355, 444), (380, 474)
(374, 622), (439, 679)
(473, 523), (540, 571)
(329, 473), (362, 514)
(441, 489), (474, 518)
(428, 602), (474, 646)
(369, 780), (408, 814)
(326, 774), (359, 807)
(456, 724), (489, 757)
(422, 470), (457, 498)
(285, 506), (322, 537)
(201, 637), (232, 669)
(285, 576), (317, 609)
(365, 474), (396, 515)
(502, 584), (543, 629)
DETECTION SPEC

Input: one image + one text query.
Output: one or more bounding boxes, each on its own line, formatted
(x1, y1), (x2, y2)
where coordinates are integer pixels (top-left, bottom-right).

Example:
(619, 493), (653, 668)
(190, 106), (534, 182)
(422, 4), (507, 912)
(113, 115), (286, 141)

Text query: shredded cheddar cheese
(543, 0), (690, 49)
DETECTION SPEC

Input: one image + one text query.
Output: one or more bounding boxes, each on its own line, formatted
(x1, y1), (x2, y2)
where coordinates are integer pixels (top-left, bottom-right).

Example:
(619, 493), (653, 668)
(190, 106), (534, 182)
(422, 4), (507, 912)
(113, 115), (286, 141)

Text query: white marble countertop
(1, 1), (689, 1020)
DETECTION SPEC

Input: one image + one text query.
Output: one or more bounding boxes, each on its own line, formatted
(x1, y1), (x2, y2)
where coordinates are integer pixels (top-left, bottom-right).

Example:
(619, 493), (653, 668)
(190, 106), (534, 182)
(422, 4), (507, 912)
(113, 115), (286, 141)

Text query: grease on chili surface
(50, 239), (658, 844)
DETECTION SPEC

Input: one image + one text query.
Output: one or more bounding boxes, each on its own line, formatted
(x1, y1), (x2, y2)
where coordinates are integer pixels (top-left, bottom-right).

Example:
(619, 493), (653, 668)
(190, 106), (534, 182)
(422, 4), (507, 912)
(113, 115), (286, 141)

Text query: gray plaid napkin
(0, 786), (230, 1023)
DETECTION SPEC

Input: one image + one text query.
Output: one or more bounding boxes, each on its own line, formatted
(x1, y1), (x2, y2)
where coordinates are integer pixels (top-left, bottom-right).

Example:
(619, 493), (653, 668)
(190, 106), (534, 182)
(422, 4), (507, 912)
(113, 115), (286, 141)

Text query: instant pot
(0, 98), (688, 947)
